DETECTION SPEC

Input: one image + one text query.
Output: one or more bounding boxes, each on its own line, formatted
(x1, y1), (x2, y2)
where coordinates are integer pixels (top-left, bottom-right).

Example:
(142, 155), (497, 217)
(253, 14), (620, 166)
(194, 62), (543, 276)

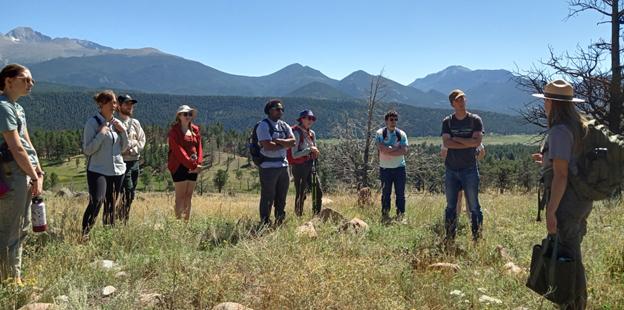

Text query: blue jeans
(444, 165), (483, 239)
(380, 166), (406, 216)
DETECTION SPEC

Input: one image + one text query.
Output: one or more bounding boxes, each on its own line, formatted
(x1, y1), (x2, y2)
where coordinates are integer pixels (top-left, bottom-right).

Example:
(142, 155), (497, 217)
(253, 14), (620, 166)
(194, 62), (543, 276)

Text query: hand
(99, 125), (111, 135)
(532, 153), (543, 164)
(111, 119), (126, 133)
(546, 210), (557, 234)
(31, 177), (43, 196)
(189, 165), (202, 174)
(310, 146), (320, 157)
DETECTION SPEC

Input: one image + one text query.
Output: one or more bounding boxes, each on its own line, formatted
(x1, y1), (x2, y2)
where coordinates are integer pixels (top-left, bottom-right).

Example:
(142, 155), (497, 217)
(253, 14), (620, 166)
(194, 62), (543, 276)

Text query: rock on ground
(339, 218), (369, 233)
(503, 262), (525, 275)
(296, 221), (318, 238)
(102, 285), (116, 297)
(212, 302), (254, 310)
(139, 293), (164, 307)
(314, 208), (346, 224)
(428, 262), (461, 272)
(18, 304), (57, 310)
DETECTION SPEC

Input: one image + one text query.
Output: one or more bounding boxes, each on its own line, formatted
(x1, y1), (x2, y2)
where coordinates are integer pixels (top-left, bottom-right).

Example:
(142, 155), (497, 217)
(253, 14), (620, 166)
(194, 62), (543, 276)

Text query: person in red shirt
(167, 105), (203, 220)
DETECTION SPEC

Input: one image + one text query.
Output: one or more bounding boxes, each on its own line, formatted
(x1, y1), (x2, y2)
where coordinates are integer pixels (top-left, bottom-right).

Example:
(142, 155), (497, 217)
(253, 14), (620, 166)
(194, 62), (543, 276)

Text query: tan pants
(0, 161), (32, 281)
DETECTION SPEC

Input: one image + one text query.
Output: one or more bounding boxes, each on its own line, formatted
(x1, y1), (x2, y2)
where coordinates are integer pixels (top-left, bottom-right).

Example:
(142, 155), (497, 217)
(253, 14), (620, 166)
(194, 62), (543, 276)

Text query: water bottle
(31, 196), (47, 232)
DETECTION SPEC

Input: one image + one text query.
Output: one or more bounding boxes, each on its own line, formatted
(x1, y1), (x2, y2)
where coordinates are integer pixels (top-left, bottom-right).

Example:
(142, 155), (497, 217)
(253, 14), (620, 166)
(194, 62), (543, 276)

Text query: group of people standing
(0, 63), (597, 308)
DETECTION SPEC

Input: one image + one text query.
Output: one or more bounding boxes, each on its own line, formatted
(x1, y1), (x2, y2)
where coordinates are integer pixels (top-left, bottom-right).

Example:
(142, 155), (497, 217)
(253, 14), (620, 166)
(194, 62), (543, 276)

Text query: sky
(0, 0), (610, 84)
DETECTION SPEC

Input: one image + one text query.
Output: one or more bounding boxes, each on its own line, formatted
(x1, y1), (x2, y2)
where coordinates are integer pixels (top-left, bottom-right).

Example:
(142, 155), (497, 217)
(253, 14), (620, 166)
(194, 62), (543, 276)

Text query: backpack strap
(292, 125), (305, 151)
(382, 127), (388, 140)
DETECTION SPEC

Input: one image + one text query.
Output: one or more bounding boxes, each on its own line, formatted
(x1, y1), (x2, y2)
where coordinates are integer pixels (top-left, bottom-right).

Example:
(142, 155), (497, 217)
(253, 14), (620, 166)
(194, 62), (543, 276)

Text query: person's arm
(197, 130), (203, 165)
(274, 126), (295, 148)
(3, 130), (38, 180)
(291, 130), (311, 159)
(83, 120), (106, 156)
(135, 121), (146, 154)
(546, 158), (568, 234)
(387, 132), (408, 156)
(452, 131), (483, 148)
(23, 127), (42, 173)
(442, 133), (468, 149)
(168, 130), (198, 170)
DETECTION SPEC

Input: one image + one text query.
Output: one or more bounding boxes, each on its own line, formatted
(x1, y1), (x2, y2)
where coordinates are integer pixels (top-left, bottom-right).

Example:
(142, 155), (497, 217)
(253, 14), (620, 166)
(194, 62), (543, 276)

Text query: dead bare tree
(330, 70), (387, 189)
(515, 0), (623, 133)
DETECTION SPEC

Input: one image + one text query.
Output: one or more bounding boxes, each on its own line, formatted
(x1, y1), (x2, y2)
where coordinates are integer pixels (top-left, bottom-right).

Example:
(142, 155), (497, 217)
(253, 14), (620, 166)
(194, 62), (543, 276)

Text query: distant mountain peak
(442, 65), (471, 72)
(5, 27), (51, 43)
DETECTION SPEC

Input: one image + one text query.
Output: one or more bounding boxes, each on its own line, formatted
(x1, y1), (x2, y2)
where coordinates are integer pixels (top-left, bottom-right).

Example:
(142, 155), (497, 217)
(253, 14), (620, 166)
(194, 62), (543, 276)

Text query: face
(544, 99), (552, 116)
(178, 111), (194, 123)
(452, 95), (466, 111)
(100, 98), (118, 115)
(269, 106), (284, 119)
(385, 115), (398, 128)
(8, 69), (35, 96)
(300, 116), (316, 128)
(119, 101), (135, 116)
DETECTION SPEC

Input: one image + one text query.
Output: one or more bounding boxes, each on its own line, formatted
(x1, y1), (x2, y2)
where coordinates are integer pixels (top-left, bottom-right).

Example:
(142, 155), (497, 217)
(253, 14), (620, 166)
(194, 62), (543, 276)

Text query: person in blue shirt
(376, 110), (409, 224)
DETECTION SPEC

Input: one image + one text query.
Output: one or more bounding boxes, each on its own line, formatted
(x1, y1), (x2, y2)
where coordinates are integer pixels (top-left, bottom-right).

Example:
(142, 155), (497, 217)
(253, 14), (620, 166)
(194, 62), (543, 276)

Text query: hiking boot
(381, 213), (393, 225)
(395, 213), (407, 224)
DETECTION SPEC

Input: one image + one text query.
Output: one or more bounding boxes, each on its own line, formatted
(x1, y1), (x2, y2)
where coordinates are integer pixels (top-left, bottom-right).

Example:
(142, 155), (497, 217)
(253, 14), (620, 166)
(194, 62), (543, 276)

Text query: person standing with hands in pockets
(0, 64), (44, 285)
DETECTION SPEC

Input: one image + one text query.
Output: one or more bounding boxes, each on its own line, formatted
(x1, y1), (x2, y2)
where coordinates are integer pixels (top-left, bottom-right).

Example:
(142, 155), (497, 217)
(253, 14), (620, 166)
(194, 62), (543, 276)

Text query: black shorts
(171, 165), (198, 182)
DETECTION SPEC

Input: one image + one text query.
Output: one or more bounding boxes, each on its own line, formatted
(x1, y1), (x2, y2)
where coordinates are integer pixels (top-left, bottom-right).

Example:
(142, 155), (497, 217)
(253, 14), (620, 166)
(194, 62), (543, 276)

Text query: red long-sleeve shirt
(167, 123), (203, 173)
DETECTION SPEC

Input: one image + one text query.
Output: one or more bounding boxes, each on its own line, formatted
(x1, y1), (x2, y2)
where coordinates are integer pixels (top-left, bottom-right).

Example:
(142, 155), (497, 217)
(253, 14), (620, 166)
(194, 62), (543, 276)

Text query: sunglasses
(15, 76), (36, 84)
(180, 112), (193, 117)
(271, 107), (284, 112)
(388, 118), (398, 122)
(302, 117), (316, 121)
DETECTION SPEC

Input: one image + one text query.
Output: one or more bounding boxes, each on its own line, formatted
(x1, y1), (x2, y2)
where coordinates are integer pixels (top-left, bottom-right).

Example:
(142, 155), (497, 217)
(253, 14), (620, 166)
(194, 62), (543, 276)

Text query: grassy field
(2, 191), (623, 309)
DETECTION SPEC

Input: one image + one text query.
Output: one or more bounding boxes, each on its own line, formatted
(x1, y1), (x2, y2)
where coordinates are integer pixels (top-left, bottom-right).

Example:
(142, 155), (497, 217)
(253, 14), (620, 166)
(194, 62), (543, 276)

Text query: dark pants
(444, 165), (483, 240)
(82, 171), (124, 235)
(259, 167), (289, 225)
(380, 166), (406, 216)
(292, 161), (323, 216)
(556, 188), (593, 309)
(119, 160), (139, 223)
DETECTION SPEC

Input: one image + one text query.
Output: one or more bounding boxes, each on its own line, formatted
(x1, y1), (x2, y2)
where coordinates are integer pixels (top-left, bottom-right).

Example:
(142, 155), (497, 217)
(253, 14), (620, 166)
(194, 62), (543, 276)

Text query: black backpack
(248, 119), (289, 166)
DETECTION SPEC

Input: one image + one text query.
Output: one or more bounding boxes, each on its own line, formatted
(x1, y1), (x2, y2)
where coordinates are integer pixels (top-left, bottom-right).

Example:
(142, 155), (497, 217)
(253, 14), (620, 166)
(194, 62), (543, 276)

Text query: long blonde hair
(548, 99), (588, 154)
(171, 111), (196, 136)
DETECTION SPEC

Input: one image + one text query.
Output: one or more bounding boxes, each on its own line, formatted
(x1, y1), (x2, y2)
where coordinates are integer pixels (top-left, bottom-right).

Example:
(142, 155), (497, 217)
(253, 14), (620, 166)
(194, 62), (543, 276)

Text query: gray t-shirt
(0, 96), (39, 166)
(541, 124), (577, 175)
(256, 118), (294, 169)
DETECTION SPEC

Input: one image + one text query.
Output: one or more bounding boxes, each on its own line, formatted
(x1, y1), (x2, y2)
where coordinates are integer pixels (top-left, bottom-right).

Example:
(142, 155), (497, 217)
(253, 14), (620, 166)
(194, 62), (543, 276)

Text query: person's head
(174, 105), (197, 126)
(384, 110), (399, 129)
(93, 90), (118, 116)
(297, 110), (316, 129)
(117, 94), (137, 117)
(533, 79), (588, 151)
(448, 89), (466, 112)
(264, 99), (284, 120)
(0, 64), (34, 99)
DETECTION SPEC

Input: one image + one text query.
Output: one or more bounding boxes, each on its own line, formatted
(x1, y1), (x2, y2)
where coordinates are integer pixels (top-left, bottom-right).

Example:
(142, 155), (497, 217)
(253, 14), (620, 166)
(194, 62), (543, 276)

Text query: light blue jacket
(83, 114), (129, 176)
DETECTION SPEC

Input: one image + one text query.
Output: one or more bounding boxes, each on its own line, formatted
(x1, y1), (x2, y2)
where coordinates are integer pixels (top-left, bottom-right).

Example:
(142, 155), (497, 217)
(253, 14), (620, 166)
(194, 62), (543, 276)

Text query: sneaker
(395, 213), (407, 224)
(381, 213), (392, 225)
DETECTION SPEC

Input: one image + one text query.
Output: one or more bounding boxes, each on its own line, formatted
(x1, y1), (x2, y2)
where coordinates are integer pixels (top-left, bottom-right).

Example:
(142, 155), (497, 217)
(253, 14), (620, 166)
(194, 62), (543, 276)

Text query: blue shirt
(376, 127), (408, 168)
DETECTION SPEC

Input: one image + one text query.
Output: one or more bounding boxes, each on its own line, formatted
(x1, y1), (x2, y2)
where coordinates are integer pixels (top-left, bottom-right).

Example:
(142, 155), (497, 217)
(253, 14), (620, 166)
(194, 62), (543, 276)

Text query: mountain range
(1, 27), (534, 114)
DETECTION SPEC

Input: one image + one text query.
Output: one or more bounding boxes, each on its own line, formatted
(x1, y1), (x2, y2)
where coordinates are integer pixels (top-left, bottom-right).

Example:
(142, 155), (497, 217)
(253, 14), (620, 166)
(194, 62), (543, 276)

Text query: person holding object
(532, 80), (591, 309)
(288, 110), (322, 216)
(0, 64), (44, 285)
(167, 105), (203, 221)
(117, 94), (146, 224)
(82, 90), (129, 236)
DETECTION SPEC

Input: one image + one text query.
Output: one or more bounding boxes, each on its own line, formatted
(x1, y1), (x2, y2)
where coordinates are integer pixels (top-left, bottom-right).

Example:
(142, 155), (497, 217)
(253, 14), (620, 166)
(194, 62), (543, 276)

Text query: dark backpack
(382, 127), (405, 142)
(565, 120), (624, 200)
